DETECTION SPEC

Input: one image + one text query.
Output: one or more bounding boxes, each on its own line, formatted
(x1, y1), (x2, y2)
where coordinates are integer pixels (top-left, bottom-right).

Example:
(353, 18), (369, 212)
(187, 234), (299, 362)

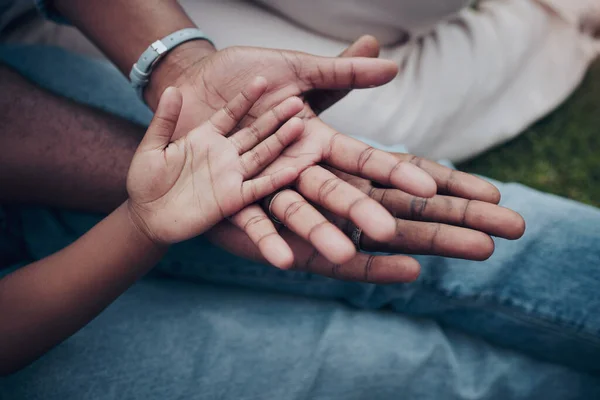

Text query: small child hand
(126, 77), (305, 244)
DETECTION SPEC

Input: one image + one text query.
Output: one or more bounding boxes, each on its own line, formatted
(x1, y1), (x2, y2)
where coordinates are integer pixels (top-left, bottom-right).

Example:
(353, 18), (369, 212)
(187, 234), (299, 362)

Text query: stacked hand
(146, 36), (526, 281)
(127, 78), (305, 245)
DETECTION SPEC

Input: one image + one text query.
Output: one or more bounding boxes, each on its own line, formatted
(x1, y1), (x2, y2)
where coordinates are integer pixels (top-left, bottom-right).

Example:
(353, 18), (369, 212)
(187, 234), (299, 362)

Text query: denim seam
(415, 279), (600, 348)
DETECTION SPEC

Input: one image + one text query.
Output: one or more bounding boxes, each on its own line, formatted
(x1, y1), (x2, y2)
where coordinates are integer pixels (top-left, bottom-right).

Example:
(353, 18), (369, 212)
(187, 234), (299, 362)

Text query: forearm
(0, 202), (165, 375)
(0, 64), (136, 213)
(51, 0), (216, 107)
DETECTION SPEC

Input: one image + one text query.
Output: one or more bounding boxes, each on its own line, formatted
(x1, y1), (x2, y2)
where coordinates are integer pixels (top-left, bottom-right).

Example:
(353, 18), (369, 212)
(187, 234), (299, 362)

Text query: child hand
(126, 77), (304, 245)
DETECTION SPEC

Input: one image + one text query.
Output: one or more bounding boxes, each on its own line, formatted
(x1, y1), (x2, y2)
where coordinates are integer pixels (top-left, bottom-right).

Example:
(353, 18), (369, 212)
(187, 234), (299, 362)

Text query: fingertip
(394, 162), (437, 198)
(473, 234), (496, 261)
(287, 117), (305, 133)
(402, 259), (421, 282)
(287, 96), (304, 109)
(311, 224), (356, 264)
(477, 178), (502, 204)
(252, 76), (268, 90)
(507, 212), (526, 240)
(350, 203), (397, 243)
(243, 77), (268, 102)
(370, 217), (397, 242)
(281, 97), (305, 119)
(260, 236), (295, 270)
(329, 244), (356, 265)
(269, 249), (295, 270)
(374, 58), (400, 79)
(490, 188), (502, 204)
(356, 35), (380, 56)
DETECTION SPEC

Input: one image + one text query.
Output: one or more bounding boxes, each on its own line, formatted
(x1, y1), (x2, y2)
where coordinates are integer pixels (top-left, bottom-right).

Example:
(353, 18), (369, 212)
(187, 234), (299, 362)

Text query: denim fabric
(34, 0), (69, 25)
(2, 278), (600, 400)
(1, 44), (599, 399)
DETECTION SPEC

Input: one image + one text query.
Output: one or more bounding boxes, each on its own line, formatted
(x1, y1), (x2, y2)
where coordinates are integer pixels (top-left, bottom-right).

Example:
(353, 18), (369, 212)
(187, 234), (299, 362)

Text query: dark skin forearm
(0, 203), (166, 376)
(0, 64), (137, 213)
(52, 0), (216, 107)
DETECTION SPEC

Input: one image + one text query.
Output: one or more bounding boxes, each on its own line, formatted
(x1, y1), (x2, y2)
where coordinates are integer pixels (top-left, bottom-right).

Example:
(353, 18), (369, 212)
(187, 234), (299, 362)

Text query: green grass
(459, 62), (600, 207)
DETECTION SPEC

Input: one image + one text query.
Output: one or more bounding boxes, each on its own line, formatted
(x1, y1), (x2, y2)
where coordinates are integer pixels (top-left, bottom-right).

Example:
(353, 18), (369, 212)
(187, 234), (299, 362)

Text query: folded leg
(1, 277), (598, 399)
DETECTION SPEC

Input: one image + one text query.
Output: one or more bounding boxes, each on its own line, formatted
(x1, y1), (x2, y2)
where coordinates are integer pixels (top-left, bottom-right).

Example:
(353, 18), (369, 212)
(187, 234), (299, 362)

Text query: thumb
(339, 34), (381, 58)
(307, 35), (382, 114)
(139, 87), (183, 152)
(295, 41), (398, 92)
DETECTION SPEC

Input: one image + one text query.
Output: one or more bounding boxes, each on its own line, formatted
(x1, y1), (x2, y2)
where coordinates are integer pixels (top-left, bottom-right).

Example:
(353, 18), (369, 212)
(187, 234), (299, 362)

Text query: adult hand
(210, 154), (526, 283)
(146, 36), (438, 268)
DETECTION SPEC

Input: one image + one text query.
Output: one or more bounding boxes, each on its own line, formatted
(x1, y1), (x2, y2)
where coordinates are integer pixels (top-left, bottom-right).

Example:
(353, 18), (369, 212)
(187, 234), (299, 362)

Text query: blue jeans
(1, 45), (599, 399)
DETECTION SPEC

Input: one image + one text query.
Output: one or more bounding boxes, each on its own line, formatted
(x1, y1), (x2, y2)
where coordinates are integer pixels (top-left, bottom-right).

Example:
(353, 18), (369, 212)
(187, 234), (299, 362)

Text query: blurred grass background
(459, 62), (600, 207)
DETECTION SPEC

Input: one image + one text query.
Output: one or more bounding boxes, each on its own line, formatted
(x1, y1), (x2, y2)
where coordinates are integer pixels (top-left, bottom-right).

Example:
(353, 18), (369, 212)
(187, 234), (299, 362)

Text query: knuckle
(324, 131), (342, 161)
(386, 160), (404, 184)
(229, 136), (243, 153)
(331, 263), (343, 279)
(428, 223), (442, 252)
(461, 199), (472, 227)
(271, 105), (285, 123)
(317, 177), (341, 204)
(298, 248), (320, 273)
(251, 149), (265, 168)
(243, 214), (270, 232)
(282, 200), (308, 224)
(364, 255), (375, 282)
(238, 157), (251, 176)
(240, 88), (253, 103)
(307, 221), (330, 242)
(247, 123), (262, 143)
(347, 195), (371, 214)
(223, 104), (237, 121)
(408, 155), (425, 168)
(445, 169), (459, 193)
(296, 166), (315, 189)
(153, 116), (176, 133)
(357, 146), (376, 173)
(349, 62), (357, 88)
(409, 197), (428, 219)
(256, 232), (279, 246)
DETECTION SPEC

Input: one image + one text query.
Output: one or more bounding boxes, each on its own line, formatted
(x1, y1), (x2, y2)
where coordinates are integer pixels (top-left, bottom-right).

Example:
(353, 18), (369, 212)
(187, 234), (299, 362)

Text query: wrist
(123, 200), (169, 251)
(144, 40), (216, 109)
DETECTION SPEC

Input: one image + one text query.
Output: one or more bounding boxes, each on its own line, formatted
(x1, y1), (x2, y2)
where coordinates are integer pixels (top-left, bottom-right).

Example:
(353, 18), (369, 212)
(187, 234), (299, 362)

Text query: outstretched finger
(392, 153), (502, 204)
(239, 117), (305, 178)
(310, 119), (437, 198)
(294, 52), (398, 91)
(368, 188), (525, 240)
(284, 228), (421, 283)
(241, 167), (299, 205)
(139, 87), (183, 152)
(228, 205), (294, 269)
(208, 76), (268, 135)
(229, 97), (304, 154)
(294, 165), (397, 242)
(307, 35), (381, 114)
(267, 188), (356, 265)
(359, 219), (496, 261)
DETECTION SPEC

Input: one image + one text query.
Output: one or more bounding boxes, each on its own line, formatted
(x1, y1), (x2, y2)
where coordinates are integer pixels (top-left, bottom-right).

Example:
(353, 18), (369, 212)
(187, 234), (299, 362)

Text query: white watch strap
(129, 28), (213, 101)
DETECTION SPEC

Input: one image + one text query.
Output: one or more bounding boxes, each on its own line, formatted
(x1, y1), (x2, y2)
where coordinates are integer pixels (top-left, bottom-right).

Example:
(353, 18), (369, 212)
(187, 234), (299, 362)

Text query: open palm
(127, 78), (304, 245)
(151, 42), (439, 267)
